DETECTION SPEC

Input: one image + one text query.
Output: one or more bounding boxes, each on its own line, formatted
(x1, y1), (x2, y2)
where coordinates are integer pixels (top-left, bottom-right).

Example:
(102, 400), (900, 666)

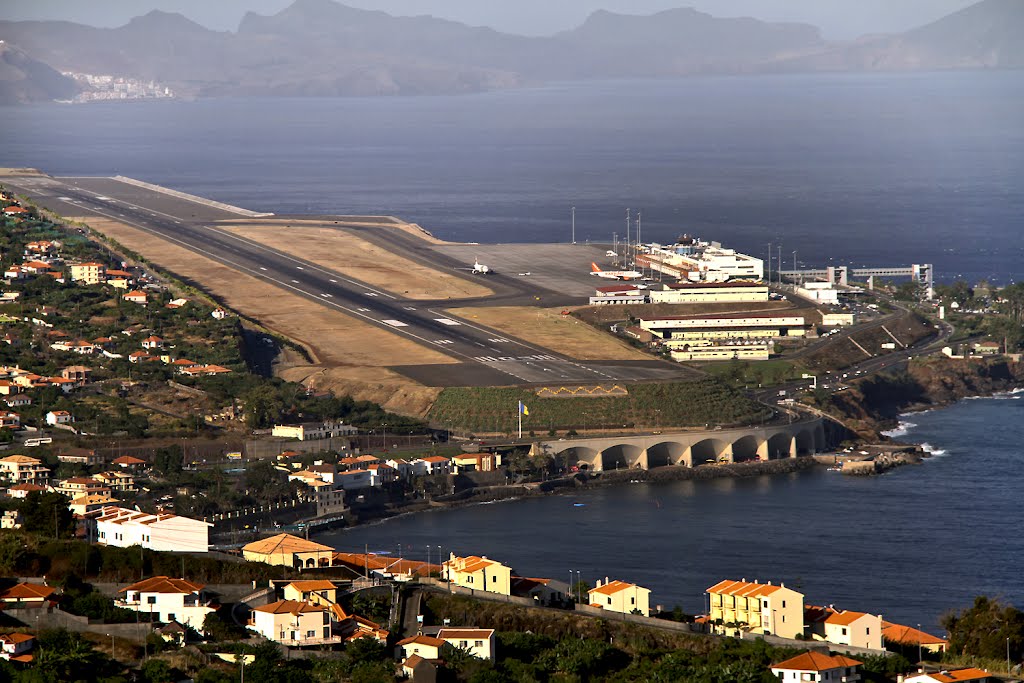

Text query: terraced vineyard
(427, 380), (772, 434)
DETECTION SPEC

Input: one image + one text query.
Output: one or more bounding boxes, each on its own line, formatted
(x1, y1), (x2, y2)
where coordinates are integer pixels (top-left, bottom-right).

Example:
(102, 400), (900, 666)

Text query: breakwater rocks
(585, 457), (818, 487)
(836, 445), (929, 476)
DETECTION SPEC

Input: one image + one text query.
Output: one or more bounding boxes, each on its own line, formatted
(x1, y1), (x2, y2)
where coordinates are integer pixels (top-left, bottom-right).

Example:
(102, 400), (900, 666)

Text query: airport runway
(4, 174), (694, 387)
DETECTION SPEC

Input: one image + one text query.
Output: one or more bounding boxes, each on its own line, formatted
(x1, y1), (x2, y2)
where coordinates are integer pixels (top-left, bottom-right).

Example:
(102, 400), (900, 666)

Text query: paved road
(7, 174), (694, 387)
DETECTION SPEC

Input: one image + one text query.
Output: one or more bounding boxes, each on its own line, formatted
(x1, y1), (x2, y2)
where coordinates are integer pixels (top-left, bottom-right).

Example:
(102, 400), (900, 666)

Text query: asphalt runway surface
(6, 174), (695, 387)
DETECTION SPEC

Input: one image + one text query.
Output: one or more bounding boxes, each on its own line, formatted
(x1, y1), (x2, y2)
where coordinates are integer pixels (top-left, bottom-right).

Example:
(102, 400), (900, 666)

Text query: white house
(0, 633), (34, 662)
(588, 578), (651, 617)
(248, 600), (339, 646)
(117, 576), (217, 632)
(367, 463), (398, 487)
(91, 506), (211, 552)
(821, 610), (883, 650)
(271, 421), (358, 441)
(45, 410), (75, 426)
(412, 455), (452, 476)
(436, 628), (495, 662)
(770, 651), (863, 682)
(336, 469), (373, 490)
(386, 459), (416, 479)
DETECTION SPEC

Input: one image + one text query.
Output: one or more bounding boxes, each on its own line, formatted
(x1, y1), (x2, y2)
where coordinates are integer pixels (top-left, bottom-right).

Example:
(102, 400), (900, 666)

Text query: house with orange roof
(3, 265), (25, 280)
(770, 651), (863, 682)
(111, 455), (147, 468)
(141, 335), (163, 350)
(248, 600), (339, 646)
(882, 621), (948, 655)
(128, 351), (153, 363)
(55, 476), (112, 499)
(437, 628), (495, 662)
(45, 410), (75, 426)
(367, 463), (398, 486)
(118, 576), (217, 631)
(6, 483), (48, 499)
(69, 493), (121, 516)
(0, 632), (35, 663)
(2, 206), (28, 217)
(511, 576), (569, 606)
(806, 606), (883, 650)
(21, 260), (54, 275)
(282, 580), (339, 608)
(397, 634), (450, 662)
(90, 505), (210, 553)
(123, 290), (148, 304)
(412, 455), (452, 476)
(0, 583), (56, 608)
(69, 262), (107, 285)
(904, 668), (995, 683)
(0, 411), (20, 430)
(452, 452), (500, 473)
(588, 578), (651, 617)
(0, 454), (51, 486)
(707, 578), (805, 639)
(444, 553), (512, 597)
(242, 533), (335, 569)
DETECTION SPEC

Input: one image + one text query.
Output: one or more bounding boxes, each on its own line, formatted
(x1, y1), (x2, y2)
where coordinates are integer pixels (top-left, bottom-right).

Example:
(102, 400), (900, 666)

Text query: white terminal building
(635, 236), (763, 283)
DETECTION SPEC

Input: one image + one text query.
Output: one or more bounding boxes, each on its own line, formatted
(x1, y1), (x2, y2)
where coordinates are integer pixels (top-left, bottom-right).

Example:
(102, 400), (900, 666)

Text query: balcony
(272, 635), (343, 647)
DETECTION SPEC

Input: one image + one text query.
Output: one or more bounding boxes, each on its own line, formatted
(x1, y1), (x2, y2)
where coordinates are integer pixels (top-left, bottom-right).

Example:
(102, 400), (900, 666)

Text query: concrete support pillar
(756, 439), (770, 461)
(721, 444), (734, 464)
(634, 450), (649, 470)
(677, 446), (692, 467)
(789, 437), (798, 458)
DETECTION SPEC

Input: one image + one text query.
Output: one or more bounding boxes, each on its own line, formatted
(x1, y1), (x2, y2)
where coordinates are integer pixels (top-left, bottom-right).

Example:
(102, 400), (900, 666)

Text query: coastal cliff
(823, 357), (1024, 439)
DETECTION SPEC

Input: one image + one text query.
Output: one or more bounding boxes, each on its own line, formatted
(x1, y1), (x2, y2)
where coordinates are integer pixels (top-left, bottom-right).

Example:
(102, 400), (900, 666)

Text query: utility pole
(571, 206), (576, 244)
(767, 242), (771, 285)
(625, 209), (631, 268)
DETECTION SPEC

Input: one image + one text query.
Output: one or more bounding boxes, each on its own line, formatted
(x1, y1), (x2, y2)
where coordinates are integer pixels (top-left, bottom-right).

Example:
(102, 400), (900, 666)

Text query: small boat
(826, 465), (843, 472)
(573, 503), (586, 507)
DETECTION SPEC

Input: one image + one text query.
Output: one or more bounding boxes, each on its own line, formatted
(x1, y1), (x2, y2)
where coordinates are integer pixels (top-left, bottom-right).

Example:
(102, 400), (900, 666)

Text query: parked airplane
(590, 262), (642, 280)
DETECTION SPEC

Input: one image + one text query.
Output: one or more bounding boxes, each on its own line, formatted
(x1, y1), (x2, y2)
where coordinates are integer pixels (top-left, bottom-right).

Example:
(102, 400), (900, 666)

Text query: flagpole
(518, 402), (522, 439)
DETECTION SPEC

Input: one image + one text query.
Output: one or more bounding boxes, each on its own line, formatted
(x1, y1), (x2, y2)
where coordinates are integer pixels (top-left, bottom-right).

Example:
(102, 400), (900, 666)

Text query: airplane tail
(590, 262), (602, 273)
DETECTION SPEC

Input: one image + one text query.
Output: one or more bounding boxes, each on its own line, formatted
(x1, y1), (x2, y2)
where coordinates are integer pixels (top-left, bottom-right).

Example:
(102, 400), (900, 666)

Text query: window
(475, 640), (483, 647)
(630, 597), (635, 605)
(782, 600), (786, 608)
(147, 596), (156, 604)
(460, 640), (468, 647)
(167, 613), (175, 622)
(841, 627), (847, 636)
(866, 627), (870, 635)
(306, 630), (315, 638)
(607, 597), (612, 605)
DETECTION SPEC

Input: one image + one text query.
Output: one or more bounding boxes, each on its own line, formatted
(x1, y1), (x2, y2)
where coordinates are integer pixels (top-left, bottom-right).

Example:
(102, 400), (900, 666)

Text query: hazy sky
(1, 0), (979, 39)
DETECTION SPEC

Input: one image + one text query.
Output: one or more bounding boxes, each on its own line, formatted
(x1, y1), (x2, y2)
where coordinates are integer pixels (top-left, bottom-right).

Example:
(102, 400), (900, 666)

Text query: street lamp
(918, 623), (923, 664)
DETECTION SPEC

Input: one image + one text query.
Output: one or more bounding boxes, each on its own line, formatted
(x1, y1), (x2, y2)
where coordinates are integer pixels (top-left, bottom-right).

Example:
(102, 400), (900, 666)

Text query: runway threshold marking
(382, 320), (408, 327)
(434, 318), (461, 326)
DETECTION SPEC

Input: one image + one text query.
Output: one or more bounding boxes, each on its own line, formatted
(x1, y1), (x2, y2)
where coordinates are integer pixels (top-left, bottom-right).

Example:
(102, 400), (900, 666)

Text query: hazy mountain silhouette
(0, 0), (1018, 103)
(0, 41), (80, 103)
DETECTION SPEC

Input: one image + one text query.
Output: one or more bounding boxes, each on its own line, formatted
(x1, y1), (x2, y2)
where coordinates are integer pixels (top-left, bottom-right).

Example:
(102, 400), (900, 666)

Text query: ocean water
(318, 394), (1024, 632)
(2, 71), (1023, 283)
(3, 72), (1022, 629)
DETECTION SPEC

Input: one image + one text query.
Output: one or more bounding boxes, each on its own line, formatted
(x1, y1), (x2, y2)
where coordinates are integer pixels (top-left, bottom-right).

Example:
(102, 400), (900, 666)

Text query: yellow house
(69, 262), (107, 285)
(397, 634), (449, 661)
(707, 579), (804, 639)
(587, 578), (651, 617)
(444, 554), (512, 596)
(282, 580), (338, 608)
(242, 533), (335, 569)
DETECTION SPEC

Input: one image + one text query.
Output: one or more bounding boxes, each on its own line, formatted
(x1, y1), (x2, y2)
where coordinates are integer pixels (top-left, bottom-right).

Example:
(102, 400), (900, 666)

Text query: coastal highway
(5, 174), (692, 387)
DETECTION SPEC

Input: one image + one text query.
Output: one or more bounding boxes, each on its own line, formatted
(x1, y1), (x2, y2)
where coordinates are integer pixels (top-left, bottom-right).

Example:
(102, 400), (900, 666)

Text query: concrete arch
(766, 433), (793, 460)
(600, 444), (644, 471)
(795, 429), (817, 456)
(690, 438), (729, 466)
(563, 446), (600, 471)
(305, 557), (316, 568)
(645, 441), (687, 469)
(731, 435), (760, 463)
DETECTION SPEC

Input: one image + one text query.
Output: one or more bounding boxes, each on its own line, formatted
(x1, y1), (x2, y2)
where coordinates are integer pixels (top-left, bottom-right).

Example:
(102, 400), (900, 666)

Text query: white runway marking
(434, 318), (461, 326)
(382, 320), (408, 327)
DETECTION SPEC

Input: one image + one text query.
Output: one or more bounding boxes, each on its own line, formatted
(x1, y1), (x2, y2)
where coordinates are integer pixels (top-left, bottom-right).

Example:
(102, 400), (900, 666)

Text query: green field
(427, 380), (771, 435)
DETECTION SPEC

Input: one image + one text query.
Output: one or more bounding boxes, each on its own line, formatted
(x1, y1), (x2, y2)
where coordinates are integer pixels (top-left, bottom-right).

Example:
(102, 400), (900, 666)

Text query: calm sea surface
(318, 395), (1024, 632)
(2, 71), (1023, 283)
(2, 73), (1022, 629)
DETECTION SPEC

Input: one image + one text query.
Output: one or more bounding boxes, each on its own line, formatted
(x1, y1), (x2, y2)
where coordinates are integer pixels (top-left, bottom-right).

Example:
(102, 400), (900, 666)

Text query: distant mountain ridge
(0, 0), (1017, 103)
(0, 41), (80, 103)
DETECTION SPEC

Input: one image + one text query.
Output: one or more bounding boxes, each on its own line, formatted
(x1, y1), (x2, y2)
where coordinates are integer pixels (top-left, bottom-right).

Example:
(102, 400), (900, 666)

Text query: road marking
(487, 338), (510, 343)
(404, 306), (417, 311)
(58, 196), (72, 201)
(475, 356), (498, 362)
(259, 267), (267, 271)
(357, 308), (370, 312)
(320, 293), (332, 298)
(329, 279), (337, 283)
(434, 318), (461, 326)
(382, 320), (408, 327)
(434, 339), (454, 345)
(365, 292), (379, 297)
(296, 266), (304, 270)
(291, 279), (300, 283)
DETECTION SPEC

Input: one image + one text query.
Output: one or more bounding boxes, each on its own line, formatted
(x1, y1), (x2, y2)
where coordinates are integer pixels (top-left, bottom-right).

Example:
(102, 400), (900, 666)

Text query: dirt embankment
(825, 357), (1024, 439)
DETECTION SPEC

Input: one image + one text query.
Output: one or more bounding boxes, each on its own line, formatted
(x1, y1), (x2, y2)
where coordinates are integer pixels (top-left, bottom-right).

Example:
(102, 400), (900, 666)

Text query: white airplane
(590, 262), (642, 280)
(457, 259), (491, 275)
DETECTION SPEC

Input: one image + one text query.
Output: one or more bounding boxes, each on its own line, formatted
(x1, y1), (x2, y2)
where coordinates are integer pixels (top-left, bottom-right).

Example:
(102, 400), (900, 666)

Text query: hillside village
(1, 192), (1022, 680)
